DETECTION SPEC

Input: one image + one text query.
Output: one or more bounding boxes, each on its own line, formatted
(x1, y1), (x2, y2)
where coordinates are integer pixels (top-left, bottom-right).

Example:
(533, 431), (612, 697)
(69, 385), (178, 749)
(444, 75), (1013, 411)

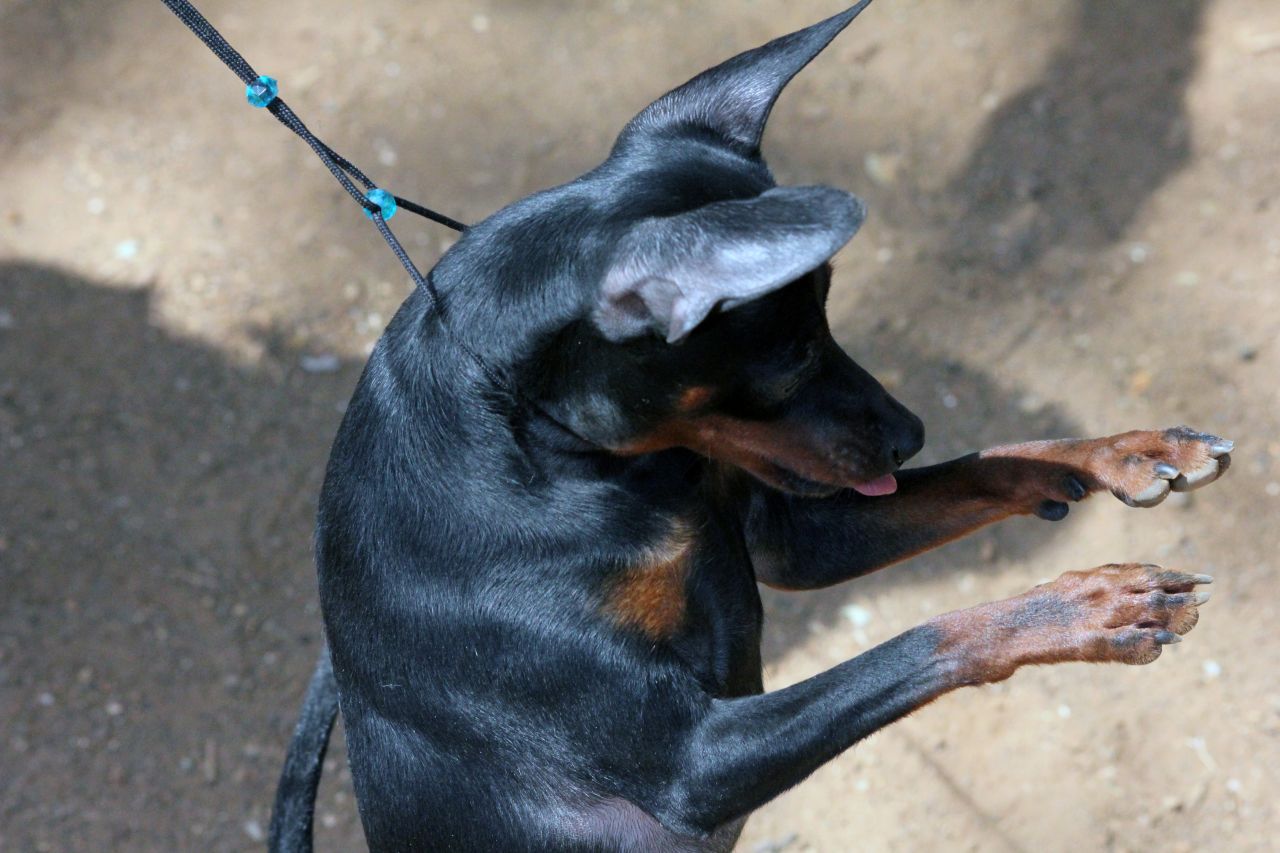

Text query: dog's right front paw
(1100, 427), (1234, 508)
(1039, 427), (1234, 513)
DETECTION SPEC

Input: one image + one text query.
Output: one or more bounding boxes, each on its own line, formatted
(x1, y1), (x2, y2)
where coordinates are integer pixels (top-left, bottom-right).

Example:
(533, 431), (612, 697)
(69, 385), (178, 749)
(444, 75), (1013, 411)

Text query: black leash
(160, 0), (465, 305)
(160, 0), (544, 400)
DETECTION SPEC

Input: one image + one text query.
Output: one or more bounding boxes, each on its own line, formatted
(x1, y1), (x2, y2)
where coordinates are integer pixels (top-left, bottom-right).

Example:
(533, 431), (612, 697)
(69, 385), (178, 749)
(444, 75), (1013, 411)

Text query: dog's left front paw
(1085, 427), (1234, 508)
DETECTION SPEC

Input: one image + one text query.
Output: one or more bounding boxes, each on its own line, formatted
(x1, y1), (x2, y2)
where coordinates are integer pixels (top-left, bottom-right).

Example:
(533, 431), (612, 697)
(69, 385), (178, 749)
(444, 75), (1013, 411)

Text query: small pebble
(37, 692), (54, 707)
(1128, 243), (1150, 264)
(864, 151), (902, 187)
(300, 353), (341, 374)
(243, 819), (265, 842)
(86, 197), (105, 215)
(1187, 736), (1217, 771)
(0, 309), (14, 330)
(1057, 704), (1072, 719)
(105, 700), (124, 716)
(1202, 659), (1222, 679)
(1264, 482), (1280, 497)
(841, 604), (872, 628)
(471, 14), (490, 33)
(115, 239), (139, 260)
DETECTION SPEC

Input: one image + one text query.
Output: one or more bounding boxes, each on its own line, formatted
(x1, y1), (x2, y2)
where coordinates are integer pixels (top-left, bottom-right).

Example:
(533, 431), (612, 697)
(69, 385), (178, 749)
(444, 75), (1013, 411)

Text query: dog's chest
(598, 505), (765, 698)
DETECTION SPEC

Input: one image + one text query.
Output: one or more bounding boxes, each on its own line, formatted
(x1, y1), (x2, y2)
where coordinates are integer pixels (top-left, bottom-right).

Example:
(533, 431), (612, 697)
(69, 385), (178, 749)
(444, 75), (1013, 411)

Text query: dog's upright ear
(594, 186), (864, 343)
(594, 2), (874, 343)
(617, 1), (873, 154)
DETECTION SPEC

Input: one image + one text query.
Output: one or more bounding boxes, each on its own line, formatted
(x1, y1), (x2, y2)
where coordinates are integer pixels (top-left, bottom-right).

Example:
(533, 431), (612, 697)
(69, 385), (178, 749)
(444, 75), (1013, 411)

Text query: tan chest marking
(605, 522), (696, 640)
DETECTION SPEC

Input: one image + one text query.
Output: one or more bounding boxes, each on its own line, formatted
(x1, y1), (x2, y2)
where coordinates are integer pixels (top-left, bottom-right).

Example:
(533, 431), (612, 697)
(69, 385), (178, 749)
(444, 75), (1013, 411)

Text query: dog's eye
(763, 374), (806, 403)
(753, 350), (819, 407)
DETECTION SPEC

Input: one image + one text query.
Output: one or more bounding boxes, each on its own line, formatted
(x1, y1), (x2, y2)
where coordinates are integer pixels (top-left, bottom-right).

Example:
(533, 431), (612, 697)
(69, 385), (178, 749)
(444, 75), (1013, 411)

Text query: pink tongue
(852, 474), (898, 497)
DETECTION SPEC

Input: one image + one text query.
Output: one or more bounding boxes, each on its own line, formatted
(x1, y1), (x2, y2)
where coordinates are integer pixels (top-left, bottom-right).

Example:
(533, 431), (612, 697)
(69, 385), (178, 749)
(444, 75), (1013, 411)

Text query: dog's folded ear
(617, 1), (873, 154)
(594, 186), (865, 343)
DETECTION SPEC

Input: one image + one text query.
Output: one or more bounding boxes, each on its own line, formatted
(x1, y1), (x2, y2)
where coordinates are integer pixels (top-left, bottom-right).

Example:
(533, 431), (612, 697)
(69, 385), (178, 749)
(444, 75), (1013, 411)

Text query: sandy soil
(3, 1), (1279, 850)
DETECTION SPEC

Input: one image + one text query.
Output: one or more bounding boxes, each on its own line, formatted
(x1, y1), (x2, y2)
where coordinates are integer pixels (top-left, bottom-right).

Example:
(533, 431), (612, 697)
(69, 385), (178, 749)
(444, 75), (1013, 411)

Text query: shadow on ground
(942, 0), (1204, 280)
(0, 262), (355, 848)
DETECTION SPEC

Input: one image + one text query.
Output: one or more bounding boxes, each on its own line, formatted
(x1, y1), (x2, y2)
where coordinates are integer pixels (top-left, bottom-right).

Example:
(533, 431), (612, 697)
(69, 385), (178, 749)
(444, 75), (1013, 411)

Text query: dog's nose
(886, 410), (925, 470)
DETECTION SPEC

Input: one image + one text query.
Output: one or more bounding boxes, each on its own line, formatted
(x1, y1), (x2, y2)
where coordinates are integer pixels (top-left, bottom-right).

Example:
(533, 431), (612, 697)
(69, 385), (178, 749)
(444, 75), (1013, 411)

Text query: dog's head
(439, 1), (922, 497)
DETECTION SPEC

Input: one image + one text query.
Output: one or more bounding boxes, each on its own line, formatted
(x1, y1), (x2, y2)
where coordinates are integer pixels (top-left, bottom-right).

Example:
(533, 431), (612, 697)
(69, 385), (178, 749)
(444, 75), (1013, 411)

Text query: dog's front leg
(745, 427), (1232, 589)
(657, 563), (1210, 836)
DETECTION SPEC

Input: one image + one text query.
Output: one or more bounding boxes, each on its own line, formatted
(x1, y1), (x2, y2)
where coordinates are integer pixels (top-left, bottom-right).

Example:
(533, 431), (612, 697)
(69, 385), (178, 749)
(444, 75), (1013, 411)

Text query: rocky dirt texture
(2, 1), (1278, 850)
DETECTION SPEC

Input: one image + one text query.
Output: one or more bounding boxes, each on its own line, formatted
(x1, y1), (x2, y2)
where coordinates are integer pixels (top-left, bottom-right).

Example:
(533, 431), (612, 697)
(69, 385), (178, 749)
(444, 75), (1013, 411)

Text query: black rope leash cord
(161, 0), (466, 303)
(160, 0), (537, 396)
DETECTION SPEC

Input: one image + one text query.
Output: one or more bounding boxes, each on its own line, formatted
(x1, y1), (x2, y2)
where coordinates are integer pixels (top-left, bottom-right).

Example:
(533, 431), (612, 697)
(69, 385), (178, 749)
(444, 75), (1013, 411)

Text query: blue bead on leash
(246, 75), (279, 108)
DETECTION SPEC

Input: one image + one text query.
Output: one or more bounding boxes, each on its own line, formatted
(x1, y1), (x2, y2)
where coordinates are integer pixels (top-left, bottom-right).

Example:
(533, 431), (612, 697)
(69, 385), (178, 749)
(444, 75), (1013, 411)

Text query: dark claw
(1210, 439), (1235, 456)
(1064, 475), (1088, 501)
(1036, 500), (1070, 521)
(1153, 463), (1179, 480)
(1191, 574), (1214, 584)
(1154, 630), (1181, 645)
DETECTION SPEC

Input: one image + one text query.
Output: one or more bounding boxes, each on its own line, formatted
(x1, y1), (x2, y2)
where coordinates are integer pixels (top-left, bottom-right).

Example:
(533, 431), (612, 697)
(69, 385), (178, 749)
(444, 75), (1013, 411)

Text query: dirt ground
(3, 0), (1279, 850)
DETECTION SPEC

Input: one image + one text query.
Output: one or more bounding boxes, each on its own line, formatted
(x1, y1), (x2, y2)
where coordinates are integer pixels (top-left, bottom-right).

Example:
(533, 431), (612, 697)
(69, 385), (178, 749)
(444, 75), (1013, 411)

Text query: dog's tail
(268, 644), (340, 853)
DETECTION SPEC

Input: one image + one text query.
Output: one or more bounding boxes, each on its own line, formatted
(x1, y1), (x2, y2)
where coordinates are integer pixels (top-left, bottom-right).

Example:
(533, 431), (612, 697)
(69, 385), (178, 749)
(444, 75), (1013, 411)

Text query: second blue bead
(363, 188), (398, 221)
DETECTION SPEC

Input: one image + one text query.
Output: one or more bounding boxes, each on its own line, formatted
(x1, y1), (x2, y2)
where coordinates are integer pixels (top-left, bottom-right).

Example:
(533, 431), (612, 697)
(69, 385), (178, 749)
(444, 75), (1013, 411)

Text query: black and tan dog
(269, 3), (1232, 850)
